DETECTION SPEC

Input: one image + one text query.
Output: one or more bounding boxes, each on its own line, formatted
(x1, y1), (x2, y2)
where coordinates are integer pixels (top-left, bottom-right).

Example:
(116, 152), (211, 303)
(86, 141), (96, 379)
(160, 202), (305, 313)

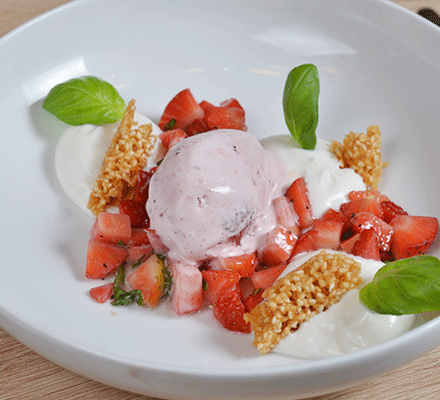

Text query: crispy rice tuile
(244, 251), (362, 355)
(88, 99), (157, 216)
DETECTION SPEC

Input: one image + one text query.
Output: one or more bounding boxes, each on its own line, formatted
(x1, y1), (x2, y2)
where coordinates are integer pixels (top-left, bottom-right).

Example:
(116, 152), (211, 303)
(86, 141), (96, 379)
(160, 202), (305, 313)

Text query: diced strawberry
(258, 225), (297, 266)
(273, 196), (300, 237)
(290, 229), (317, 258)
(89, 282), (114, 303)
(146, 229), (168, 255)
(159, 128), (187, 150)
(119, 200), (149, 229)
(243, 289), (264, 312)
(380, 200), (408, 223)
(132, 169), (156, 203)
(390, 215), (438, 259)
(350, 211), (394, 252)
(348, 190), (389, 202)
(127, 229), (153, 264)
(214, 253), (258, 278)
(158, 89), (204, 131)
(311, 218), (345, 250)
(251, 263), (287, 290)
(340, 197), (382, 218)
(201, 100), (246, 131)
(202, 269), (241, 305)
(322, 208), (350, 228)
(169, 262), (203, 315)
(85, 239), (128, 279)
(285, 177), (314, 230)
(185, 118), (208, 136)
(350, 228), (381, 261)
(340, 233), (360, 254)
(126, 254), (167, 307)
(213, 286), (251, 333)
(219, 98), (244, 110)
(89, 212), (132, 244)
(239, 277), (255, 300)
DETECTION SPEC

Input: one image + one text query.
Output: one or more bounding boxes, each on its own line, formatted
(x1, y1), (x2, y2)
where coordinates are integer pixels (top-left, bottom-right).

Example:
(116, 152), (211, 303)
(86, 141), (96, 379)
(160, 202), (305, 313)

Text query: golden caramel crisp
(330, 125), (388, 190)
(244, 251), (362, 355)
(88, 99), (157, 216)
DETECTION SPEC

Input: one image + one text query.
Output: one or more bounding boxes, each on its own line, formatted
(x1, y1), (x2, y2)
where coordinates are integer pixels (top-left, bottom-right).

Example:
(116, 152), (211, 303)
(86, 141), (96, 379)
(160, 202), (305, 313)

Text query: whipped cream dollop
(147, 129), (287, 264)
(271, 250), (415, 359)
(260, 135), (366, 218)
(54, 114), (162, 217)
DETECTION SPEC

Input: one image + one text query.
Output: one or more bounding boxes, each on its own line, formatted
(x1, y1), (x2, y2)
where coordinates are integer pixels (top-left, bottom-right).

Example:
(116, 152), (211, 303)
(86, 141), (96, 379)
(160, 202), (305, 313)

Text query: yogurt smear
(272, 250), (415, 359)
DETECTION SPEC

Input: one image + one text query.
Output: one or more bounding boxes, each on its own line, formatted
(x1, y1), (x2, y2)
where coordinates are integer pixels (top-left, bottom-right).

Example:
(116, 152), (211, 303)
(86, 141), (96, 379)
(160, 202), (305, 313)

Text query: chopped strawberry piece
(169, 262), (203, 315)
(243, 289), (264, 312)
(159, 128), (187, 150)
(350, 211), (394, 252)
(89, 282), (113, 303)
(273, 196), (300, 237)
(340, 197), (382, 218)
(285, 177), (314, 230)
(158, 89), (204, 131)
(219, 98), (244, 110)
(185, 118), (208, 136)
(322, 208), (350, 226)
(380, 200), (408, 223)
(259, 225), (297, 266)
(126, 254), (168, 307)
(250, 263), (287, 289)
(119, 200), (149, 229)
(85, 240), (128, 279)
(146, 229), (168, 255)
(132, 169), (156, 203)
(201, 100), (246, 131)
(201, 269), (241, 305)
(348, 190), (389, 202)
(290, 229), (317, 258)
(127, 243), (154, 266)
(239, 277), (255, 300)
(215, 253), (258, 278)
(213, 286), (251, 333)
(311, 218), (345, 250)
(390, 215), (438, 259)
(89, 212), (132, 244)
(350, 228), (381, 261)
(340, 233), (360, 254)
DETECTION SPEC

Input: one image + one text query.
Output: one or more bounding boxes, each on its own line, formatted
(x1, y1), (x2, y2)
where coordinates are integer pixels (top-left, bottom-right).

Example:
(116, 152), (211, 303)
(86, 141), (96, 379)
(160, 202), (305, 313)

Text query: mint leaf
(111, 263), (144, 306)
(360, 255), (440, 315)
(42, 76), (126, 125)
(283, 64), (319, 150)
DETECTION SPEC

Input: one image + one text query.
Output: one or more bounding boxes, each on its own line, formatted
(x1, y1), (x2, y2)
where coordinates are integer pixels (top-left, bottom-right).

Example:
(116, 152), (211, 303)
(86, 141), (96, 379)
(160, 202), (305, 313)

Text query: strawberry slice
(350, 228), (381, 261)
(390, 215), (438, 259)
(273, 196), (301, 237)
(159, 128), (187, 151)
(202, 101), (246, 131)
(158, 89), (204, 131)
(258, 225), (297, 266)
(213, 286), (251, 333)
(348, 190), (389, 202)
(243, 289), (264, 312)
(201, 269), (241, 305)
(185, 118), (208, 136)
(214, 253), (258, 278)
(311, 218), (345, 250)
(340, 233), (361, 254)
(290, 229), (317, 258)
(380, 200), (408, 223)
(340, 197), (382, 218)
(89, 282), (114, 303)
(250, 263), (287, 290)
(285, 177), (314, 230)
(219, 98), (244, 110)
(350, 211), (394, 252)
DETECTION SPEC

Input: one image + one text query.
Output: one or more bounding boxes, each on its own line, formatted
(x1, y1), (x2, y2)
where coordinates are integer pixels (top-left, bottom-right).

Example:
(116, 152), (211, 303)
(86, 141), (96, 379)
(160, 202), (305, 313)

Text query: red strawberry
(340, 197), (382, 218)
(201, 269), (241, 305)
(350, 228), (381, 261)
(89, 282), (114, 303)
(348, 190), (389, 202)
(202, 101), (246, 131)
(213, 286), (251, 333)
(220, 98), (244, 110)
(243, 289), (264, 312)
(290, 229), (317, 258)
(258, 225), (297, 266)
(273, 196), (301, 237)
(311, 218), (345, 250)
(250, 263), (287, 290)
(350, 211), (394, 252)
(158, 89), (204, 131)
(214, 253), (258, 278)
(185, 118), (208, 136)
(119, 200), (149, 229)
(159, 128), (187, 150)
(380, 200), (408, 223)
(390, 215), (438, 259)
(340, 233), (361, 254)
(285, 177), (314, 230)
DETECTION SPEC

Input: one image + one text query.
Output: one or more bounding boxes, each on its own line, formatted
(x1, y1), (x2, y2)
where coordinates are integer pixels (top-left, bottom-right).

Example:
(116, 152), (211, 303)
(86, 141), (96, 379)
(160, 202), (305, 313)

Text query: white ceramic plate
(1, 1), (440, 399)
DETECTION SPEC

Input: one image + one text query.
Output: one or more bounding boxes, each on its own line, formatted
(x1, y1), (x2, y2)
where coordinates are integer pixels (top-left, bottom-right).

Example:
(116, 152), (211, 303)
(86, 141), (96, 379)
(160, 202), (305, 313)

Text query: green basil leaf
(360, 255), (440, 315)
(111, 263), (144, 306)
(283, 64), (319, 150)
(42, 76), (126, 125)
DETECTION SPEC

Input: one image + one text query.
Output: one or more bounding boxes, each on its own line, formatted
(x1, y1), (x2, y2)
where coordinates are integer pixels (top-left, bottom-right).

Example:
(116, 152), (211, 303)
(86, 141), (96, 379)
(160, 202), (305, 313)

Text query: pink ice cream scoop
(146, 129), (287, 264)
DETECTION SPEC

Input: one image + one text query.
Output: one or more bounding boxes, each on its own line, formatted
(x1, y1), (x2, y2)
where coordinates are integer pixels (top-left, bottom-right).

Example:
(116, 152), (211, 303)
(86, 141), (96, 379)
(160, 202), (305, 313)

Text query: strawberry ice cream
(146, 129), (287, 264)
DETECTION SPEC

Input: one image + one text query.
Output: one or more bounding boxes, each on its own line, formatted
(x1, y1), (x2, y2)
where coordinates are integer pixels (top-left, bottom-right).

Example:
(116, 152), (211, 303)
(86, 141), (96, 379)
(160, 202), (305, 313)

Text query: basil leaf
(111, 263), (144, 306)
(360, 255), (440, 315)
(42, 76), (126, 125)
(283, 64), (319, 150)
